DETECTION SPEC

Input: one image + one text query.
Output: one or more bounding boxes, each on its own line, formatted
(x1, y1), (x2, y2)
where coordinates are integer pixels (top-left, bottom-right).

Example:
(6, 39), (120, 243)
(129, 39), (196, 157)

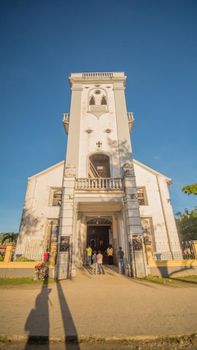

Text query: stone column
(49, 243), (57, 267)
(112, 214), (118, 265)
(123, 161), (147, 278)
(4, 244), (14, 262)
(56, 164), (76, 280)
(144, 242), (154, 264)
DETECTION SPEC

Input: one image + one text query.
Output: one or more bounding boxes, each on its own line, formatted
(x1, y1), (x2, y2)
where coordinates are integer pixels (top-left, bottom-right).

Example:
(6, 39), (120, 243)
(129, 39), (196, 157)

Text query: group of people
(86, 244), (125, 274)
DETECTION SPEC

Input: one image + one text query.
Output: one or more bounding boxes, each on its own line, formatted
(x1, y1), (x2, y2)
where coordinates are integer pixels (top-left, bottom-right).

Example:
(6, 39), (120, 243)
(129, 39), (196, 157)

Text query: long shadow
(56, 281), (80, 350)
(157, 262), (194, 278)
(24, 277), (51, 349)
(105, 265), (157, 288)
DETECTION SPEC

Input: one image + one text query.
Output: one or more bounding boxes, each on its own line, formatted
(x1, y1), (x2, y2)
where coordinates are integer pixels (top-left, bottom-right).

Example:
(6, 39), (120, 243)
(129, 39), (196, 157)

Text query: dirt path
(0, 268), (197, 343)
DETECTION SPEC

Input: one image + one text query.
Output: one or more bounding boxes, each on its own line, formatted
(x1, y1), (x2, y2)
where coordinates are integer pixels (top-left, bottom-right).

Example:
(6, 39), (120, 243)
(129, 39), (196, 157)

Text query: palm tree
(1, 232), (18, 244)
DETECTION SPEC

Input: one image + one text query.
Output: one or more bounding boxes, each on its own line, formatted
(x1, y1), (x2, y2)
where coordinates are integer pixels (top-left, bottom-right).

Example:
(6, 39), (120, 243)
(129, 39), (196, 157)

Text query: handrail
(75, 178), (123, 190)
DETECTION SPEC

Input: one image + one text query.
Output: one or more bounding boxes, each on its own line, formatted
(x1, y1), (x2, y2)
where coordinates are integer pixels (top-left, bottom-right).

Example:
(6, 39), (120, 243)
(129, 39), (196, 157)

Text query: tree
(176, 208), (197, 241)
(182, 183), (197, 195)
(1, 232), (18, 244)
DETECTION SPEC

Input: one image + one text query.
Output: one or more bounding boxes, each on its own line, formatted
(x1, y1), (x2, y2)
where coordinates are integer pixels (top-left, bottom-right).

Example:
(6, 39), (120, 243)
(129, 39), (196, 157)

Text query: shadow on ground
(24, 277), (80, 350)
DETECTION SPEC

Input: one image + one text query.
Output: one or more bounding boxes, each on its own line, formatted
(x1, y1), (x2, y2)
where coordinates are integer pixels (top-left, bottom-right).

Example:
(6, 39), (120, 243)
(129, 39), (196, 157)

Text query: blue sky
(0, 0), (196, 232)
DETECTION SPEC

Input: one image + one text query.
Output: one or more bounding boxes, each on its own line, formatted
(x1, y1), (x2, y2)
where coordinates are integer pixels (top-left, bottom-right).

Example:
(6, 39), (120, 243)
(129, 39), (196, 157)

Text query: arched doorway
(86, 216), (112, 263)
(89, 154), (110, 178)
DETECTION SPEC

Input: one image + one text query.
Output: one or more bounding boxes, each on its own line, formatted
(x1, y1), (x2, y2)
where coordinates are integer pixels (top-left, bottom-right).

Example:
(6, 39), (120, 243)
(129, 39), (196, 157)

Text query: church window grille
(137, 187), (148, 206)
(101, 96), (107, 105)
(50, 188), (62, 206)
(89, 96), (95, 105)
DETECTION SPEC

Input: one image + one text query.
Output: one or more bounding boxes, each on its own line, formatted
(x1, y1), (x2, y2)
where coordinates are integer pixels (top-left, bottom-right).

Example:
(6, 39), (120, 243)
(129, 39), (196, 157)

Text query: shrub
(15, 256), (35, 262)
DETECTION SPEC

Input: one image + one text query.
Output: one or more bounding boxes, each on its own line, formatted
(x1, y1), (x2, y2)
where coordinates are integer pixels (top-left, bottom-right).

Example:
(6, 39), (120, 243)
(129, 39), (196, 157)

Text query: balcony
(75, 178), (123, 191)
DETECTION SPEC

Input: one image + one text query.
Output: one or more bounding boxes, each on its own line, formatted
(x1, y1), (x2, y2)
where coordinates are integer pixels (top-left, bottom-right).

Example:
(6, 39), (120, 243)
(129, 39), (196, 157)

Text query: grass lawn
(0, 277), (55, 286)
(143, 275), (197, 285)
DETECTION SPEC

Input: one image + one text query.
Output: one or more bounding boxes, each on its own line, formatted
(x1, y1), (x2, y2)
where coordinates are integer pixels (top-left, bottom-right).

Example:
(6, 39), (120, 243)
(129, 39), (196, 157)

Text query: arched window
(89, 154), (110, 178)
(101, 96), (107, 105)
(89, 96), (95, 105)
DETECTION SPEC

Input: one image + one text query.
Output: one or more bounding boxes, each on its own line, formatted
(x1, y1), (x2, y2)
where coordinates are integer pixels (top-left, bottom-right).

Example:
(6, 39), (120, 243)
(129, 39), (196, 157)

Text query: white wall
(78, 84), (121, 178)
(15, 162), (64, 259)
(134, 161), (182, 259)
(16, 159), (182, 260)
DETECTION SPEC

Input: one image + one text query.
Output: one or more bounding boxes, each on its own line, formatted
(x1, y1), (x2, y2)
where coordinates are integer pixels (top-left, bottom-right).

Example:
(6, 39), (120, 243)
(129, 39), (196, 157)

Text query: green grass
(172, 275), (197, 284)
(143, 275), (172, 285)
(142, 274), (197, 285)
(0, 277), (55, 286)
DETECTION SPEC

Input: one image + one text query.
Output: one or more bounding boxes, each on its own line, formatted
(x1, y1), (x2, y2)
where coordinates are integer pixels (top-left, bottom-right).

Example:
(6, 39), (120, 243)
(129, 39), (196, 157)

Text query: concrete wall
(0, 262), (55, 278)
(149, 259), (197, 277)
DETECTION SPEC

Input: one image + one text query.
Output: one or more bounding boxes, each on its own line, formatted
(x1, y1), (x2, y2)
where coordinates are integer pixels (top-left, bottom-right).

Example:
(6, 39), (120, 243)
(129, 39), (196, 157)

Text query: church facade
(15, 72), (182, 278)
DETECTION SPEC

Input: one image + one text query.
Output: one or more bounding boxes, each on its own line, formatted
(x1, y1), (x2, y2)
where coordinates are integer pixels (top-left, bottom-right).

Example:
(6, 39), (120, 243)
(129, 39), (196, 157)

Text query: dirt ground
(1, 336), (197, 350)
(1, 268), (197, 348)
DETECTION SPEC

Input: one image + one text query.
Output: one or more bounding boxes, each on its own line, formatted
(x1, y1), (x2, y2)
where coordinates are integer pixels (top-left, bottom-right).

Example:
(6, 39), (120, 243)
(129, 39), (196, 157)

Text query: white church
(15, 72), (182, 278)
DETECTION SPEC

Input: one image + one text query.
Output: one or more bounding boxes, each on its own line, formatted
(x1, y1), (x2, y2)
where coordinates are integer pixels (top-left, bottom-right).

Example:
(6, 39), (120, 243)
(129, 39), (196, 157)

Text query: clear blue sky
(0, 0), (196, 232)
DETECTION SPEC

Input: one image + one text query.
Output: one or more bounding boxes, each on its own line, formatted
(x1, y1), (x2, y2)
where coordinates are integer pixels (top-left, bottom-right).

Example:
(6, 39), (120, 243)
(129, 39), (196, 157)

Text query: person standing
(106, 245), (113, 265)
(86, 245), (92, 266)
(92, 251), (97, 274)
(97, 250), (105, 274)
(117, 246), (124, 274)
(43, 249), (49, 263)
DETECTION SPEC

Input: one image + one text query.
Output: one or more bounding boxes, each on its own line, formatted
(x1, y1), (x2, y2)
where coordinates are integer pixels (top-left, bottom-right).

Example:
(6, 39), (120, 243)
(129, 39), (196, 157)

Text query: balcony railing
(75, 178), (123, 191)
(82, 72), (113, 79)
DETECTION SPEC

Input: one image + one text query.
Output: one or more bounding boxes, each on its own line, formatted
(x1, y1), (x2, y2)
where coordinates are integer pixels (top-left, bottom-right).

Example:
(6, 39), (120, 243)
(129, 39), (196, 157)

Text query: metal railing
(181, 241), (196, 259)
(75, 178), (123, 190)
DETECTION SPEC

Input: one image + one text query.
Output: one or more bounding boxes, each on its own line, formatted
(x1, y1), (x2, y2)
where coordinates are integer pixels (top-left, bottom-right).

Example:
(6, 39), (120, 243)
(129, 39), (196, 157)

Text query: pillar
(56, 164), (76, 280)
(192, 240), (197, 259)
(4, 244), (14, 262)
(49, 242), (57, 267)
(123, 161), (147, 278)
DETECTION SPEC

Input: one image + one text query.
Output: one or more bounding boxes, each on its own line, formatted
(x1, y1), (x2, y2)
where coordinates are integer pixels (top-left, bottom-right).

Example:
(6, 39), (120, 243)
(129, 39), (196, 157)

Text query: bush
(15, 256), (35, 262)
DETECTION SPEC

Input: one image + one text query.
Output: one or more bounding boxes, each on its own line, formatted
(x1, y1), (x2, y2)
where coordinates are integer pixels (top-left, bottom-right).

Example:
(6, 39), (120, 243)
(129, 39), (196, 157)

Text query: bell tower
(57, 72), (147, 279)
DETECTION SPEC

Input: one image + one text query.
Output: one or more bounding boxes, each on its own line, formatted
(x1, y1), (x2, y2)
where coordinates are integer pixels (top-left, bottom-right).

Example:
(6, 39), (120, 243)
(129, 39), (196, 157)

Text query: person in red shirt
(43, 250), (49, 262)
(96, 250), (105, 274)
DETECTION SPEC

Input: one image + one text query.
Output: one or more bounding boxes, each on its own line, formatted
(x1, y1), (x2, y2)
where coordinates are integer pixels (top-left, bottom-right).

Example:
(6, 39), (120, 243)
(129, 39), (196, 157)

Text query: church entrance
(86, 216), (112, 264)
(87, 226), (109, 252)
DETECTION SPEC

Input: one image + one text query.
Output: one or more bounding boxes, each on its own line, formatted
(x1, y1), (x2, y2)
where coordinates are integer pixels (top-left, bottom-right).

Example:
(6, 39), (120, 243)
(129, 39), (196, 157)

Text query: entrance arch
(89, 154), (110, 178)
(86, 216), (112, 263)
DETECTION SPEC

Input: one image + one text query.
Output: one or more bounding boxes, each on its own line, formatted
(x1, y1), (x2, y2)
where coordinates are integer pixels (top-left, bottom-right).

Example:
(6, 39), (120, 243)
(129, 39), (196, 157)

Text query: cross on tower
(96, 141), (102, 148)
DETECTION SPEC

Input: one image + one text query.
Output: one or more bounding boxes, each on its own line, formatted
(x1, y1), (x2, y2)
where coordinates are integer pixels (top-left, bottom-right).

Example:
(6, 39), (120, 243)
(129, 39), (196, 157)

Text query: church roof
(28, 160), (64, 179)
(133, 159), (171, 183)
(28, 159), (171, 183)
